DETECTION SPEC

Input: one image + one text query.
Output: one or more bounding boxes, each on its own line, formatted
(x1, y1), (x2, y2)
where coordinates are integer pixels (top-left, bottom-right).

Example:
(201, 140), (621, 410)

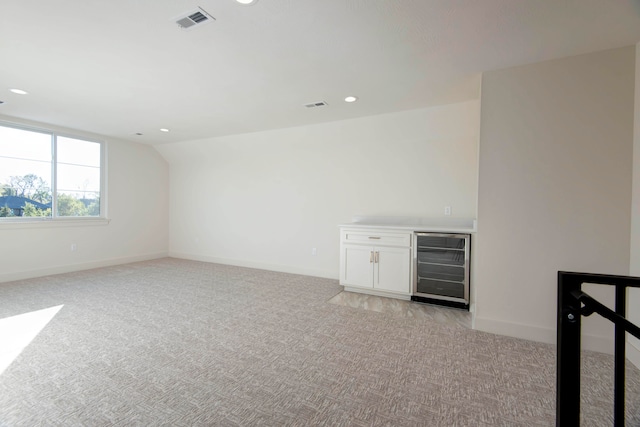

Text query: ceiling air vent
(173, 7), (215, 31)
(304, 101), (328, 108)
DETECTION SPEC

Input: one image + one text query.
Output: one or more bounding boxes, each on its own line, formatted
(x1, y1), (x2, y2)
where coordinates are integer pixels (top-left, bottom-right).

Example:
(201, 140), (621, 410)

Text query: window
(0, 122), (104, 220)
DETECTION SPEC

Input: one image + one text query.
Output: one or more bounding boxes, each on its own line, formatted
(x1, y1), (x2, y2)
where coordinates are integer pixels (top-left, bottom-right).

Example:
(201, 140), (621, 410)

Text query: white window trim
(0, 120), (108, 226)
(0, 217), (110, 229)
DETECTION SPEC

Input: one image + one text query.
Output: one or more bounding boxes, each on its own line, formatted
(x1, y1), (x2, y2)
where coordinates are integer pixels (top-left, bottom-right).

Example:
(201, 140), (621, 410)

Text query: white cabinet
(339, 228), (412, 299)
(375, 246), (411, 293)
(341, 245), (375, 287)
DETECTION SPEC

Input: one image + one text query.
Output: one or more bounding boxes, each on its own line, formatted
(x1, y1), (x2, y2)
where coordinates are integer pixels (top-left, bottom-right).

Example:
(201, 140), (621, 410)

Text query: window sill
(0, 217), (111, 230)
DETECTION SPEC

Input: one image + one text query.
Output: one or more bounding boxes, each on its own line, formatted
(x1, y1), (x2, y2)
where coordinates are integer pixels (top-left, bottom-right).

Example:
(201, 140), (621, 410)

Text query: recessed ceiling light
(10, 88), (28, 95)
(160, 128), (170, 133)
(236, 0), (258, 5)
(344, 96), (358, 103)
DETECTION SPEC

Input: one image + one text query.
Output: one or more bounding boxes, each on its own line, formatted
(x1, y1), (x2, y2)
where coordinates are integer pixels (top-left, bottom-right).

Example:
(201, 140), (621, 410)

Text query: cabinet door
(341, 244), (374, 288)
(374, 246), (411, 294)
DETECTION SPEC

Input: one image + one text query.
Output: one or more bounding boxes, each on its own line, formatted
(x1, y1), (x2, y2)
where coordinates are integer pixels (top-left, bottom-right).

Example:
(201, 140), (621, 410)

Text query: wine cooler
(412, 233), (470, 309)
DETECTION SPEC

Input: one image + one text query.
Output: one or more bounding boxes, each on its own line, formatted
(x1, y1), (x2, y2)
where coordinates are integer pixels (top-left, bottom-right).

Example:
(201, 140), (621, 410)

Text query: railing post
(614, 285), (626, 427)
(556, 272), (640, 426)
(557, 272), (583, 427)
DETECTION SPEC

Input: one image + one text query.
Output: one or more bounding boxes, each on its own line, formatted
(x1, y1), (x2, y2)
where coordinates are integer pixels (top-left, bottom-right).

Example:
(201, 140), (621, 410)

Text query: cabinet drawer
(341, 229), (411, 247)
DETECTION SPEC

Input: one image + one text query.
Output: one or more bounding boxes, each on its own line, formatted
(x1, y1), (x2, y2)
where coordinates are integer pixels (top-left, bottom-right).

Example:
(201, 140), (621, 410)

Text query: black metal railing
(557, 271), (640, 427)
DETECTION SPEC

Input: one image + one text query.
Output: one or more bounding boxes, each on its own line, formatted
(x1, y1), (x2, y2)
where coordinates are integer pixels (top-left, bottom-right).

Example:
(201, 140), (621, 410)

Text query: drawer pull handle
(368, 236), (381, 239)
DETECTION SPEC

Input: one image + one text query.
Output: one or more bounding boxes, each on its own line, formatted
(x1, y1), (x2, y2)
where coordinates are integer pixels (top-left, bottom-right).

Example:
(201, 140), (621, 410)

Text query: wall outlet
(70, 243), (77, 252)
(444, 206), (452, 216)
(311, 247), (317, 256)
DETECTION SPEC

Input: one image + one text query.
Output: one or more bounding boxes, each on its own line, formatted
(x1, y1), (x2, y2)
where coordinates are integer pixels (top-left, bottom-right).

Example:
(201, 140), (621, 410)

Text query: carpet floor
(0, 258), (639, 426)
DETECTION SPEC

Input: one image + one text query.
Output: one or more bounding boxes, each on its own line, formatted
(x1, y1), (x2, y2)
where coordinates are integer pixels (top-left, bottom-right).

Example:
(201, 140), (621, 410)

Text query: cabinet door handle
(374, 251), (379, 263)
(369, 251), (374, 263)
(368, 236), (381, 239)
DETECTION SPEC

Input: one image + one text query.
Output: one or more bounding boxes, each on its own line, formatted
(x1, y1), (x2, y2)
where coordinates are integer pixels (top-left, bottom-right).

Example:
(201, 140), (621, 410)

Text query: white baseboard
(169, 252), (339, 280)
(343, 286), (411, 300)
(474, 316), (615, 354)
(474, 316), (555, 344)
(0, 251), (169, 283)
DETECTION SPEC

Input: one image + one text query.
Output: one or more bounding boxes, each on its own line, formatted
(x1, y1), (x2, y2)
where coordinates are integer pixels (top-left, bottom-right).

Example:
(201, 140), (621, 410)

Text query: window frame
(0, 120), (108, 227)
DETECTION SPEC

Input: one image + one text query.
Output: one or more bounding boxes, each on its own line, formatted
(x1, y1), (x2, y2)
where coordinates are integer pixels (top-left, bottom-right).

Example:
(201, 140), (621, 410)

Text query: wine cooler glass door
(414, 233), (470, 306)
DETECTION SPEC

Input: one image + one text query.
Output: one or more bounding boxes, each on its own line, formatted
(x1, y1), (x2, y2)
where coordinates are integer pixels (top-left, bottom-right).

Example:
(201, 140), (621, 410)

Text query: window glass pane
(56, 137), (101, 217)
(0, 126), (51, 161)
(57, 137), (100, 167)
(57, 164), (100, 193)
(0, 158), (52, 190)
(56, 192), (99, 217)
(0, 124), (102, 220)
(0, 126), (52, 218)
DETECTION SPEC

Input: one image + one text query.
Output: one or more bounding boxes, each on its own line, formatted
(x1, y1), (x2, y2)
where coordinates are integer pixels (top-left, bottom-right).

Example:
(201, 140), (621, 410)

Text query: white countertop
(340, 216), (476, 233)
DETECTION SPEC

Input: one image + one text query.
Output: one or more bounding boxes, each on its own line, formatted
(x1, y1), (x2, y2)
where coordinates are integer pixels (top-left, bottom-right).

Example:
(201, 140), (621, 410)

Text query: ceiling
(1, 0), (640, 146)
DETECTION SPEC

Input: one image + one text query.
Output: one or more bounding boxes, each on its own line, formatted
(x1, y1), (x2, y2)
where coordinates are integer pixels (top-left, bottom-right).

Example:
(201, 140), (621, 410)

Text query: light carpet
(0, 258), (639, 426)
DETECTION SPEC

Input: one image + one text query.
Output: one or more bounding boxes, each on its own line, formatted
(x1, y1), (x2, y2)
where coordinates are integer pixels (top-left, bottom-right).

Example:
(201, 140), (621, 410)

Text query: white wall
(628, 42), (640, 367)
(0, 117), (170, 282)
(475, 47), (635, 353)
(156, 101), (480, 279)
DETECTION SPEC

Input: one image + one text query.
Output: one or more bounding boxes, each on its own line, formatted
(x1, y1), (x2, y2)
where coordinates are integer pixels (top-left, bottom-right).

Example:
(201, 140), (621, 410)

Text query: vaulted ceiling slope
(1, 0), (640, 145)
